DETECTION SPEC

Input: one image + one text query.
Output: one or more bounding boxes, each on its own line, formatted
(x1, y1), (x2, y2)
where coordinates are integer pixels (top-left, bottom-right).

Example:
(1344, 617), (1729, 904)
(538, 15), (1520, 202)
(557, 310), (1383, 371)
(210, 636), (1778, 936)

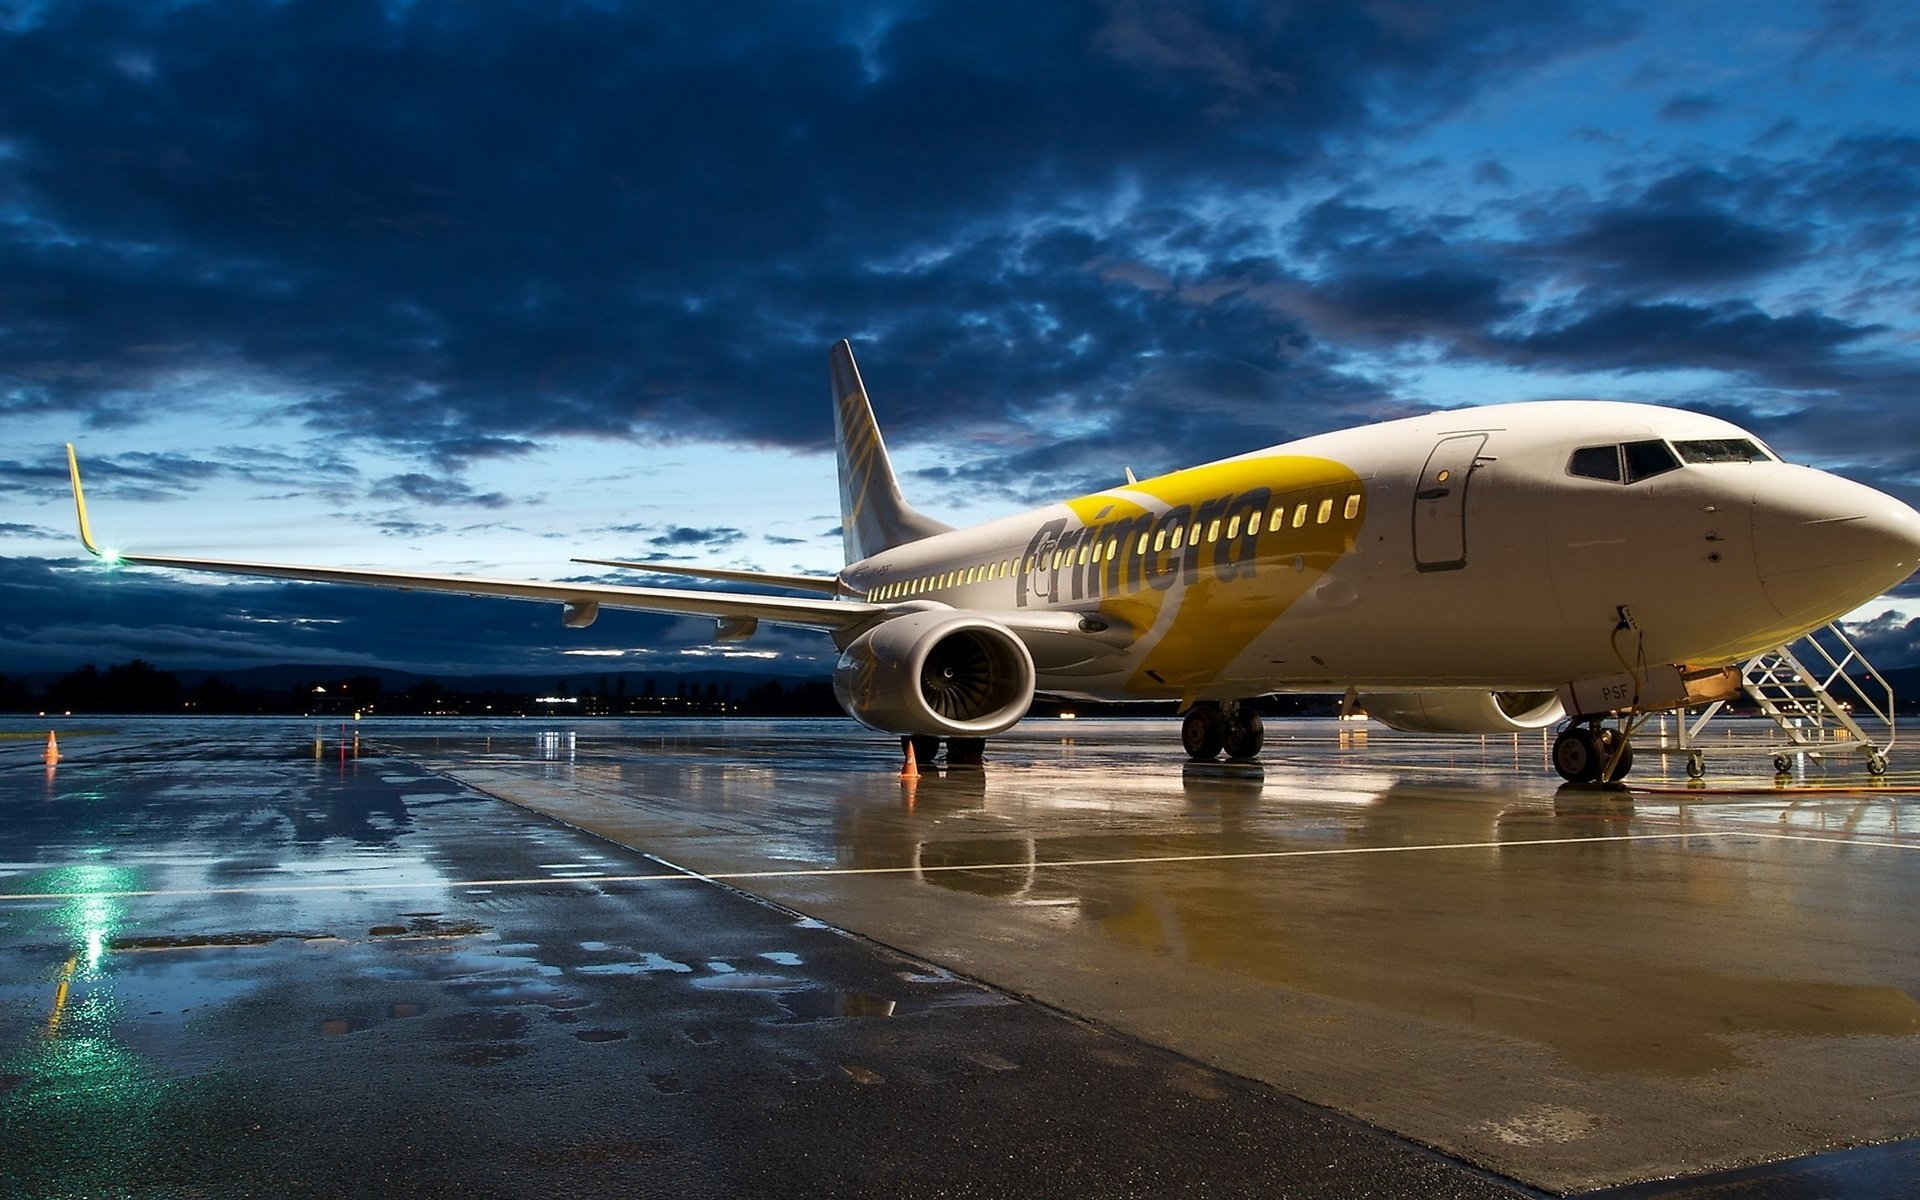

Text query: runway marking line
(2, 826), (1914, 903)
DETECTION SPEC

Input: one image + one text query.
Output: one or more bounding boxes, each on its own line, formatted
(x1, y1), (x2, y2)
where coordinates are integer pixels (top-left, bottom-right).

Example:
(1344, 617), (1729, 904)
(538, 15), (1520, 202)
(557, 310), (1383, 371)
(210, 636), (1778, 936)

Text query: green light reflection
(0, 861), (162, 1195)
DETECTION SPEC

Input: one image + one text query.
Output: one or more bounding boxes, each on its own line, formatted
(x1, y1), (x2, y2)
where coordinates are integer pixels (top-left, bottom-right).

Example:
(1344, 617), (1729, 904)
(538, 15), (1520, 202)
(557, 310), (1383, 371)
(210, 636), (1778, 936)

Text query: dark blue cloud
(1553, 205), (1808, 287)
(1658, 93), (1721, 121)
(647, 526), (746, 550)
(0, 0), (1631, 475)
(1495, 301), (1879, 378)
(5, 0), (1920, 676)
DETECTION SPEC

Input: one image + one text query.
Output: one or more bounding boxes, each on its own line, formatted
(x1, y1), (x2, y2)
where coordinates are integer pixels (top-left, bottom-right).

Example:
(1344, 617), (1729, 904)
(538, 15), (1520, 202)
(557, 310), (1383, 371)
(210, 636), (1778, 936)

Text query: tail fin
(831, 340), (951, 563)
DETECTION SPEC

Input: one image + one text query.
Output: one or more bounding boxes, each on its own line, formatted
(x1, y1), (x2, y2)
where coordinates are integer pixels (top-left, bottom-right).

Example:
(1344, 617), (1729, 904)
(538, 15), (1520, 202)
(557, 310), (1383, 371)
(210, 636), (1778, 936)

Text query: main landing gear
(1182, 700), (1265, 762)
(1552, 720), (1635, 784)
(904, 735), (988, 769)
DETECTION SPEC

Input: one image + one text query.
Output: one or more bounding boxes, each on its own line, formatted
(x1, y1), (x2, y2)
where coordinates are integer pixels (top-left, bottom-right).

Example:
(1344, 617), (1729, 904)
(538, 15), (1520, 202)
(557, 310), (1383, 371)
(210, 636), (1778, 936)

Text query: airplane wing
(570, 558), (844, 596)
(65, 446), (881, 634)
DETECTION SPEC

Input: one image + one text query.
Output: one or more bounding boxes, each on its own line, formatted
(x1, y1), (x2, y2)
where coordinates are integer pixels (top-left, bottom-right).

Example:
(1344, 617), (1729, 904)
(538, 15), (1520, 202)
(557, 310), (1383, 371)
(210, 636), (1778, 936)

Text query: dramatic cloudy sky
(5, 0), (1920, 677)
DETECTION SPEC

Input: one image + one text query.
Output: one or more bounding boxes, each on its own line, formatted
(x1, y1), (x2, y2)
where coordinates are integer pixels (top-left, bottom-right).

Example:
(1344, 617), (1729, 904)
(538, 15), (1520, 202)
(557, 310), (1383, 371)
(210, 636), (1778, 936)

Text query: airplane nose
(1750, 464), (1920, 627)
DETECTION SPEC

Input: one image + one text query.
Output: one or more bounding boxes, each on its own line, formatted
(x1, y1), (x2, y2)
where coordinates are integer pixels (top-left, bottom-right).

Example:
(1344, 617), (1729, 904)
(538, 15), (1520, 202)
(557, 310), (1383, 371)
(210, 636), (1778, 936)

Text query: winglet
(65, 444), (105, 558)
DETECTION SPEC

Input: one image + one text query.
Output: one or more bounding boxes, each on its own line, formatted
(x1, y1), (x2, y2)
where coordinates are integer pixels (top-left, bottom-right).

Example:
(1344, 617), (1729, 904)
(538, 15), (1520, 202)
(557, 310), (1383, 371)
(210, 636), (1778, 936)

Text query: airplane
(65, 340), (1920, 782)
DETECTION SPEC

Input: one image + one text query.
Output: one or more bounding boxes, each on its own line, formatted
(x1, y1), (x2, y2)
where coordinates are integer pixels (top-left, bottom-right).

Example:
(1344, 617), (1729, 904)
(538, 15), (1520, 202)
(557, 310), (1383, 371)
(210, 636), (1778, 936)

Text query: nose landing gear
(1553, 721), (1635, 784)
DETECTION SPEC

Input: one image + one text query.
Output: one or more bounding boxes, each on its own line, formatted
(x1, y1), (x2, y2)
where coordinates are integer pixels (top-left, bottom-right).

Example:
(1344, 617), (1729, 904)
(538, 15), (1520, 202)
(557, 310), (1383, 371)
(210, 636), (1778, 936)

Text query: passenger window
(1137, 534), (1149, 555)
(1316, 498), (1333, 524)
(1246, 510), (1261, 532)
(1154, 529), (1167, 552)
(1078, 543), (1091, 566)
(1623, 439), (1681, 482)
(1292, 504), (1307, 529)
(1568, 445), (1622, 482)
(1343, 493), (1360, 520)
(1225, 516), (1240, 539)
(1106, 538), (1118, 560)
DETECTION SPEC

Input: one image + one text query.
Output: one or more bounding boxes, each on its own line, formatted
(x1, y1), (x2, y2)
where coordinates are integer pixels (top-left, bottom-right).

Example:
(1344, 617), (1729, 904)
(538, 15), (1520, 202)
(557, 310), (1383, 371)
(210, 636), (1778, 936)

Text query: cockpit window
(1568, 445), (1622, 482)
(1622, 439), (1681, 482)
(1673, 438), (1772, 464)
(1570, 440), (1687, 484)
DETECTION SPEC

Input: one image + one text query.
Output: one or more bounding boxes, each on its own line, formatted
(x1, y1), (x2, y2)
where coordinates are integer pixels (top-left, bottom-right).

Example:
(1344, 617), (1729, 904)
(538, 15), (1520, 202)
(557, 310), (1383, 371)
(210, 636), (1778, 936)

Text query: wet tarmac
(2, 716), (1918, 1198)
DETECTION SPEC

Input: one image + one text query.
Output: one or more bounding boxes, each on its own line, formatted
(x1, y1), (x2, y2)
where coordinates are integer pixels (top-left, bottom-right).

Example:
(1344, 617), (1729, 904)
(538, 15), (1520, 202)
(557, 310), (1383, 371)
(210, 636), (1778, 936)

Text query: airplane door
(1412, 434), (1488, 572)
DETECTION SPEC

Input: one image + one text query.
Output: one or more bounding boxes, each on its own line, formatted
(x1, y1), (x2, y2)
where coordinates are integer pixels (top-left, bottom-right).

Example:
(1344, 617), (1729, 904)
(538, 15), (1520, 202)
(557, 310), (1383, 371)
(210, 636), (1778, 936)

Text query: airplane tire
(948, 737), (987, 767)
(1182, 706), (1227, 761)
(1223, 709), (1265, 760)
(909, 735), (943, 767)
(1552, 728), (1601, 783)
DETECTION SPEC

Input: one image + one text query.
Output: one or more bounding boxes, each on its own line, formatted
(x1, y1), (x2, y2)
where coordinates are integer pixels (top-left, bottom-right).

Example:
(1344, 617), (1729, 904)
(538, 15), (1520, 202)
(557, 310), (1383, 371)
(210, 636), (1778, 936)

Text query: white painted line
(0, 828), (1783, 903)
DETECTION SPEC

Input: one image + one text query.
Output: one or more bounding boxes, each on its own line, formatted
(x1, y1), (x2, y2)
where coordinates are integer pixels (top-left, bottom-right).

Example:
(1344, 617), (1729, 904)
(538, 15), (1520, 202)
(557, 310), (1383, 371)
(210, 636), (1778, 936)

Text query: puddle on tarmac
(572, 1028), (629, 1043)
(112, 930), (335, 951)
(319, 1017), (377, 1036)
(449, 1043), (528, 1067)
(367, 917), (490, 940)
(576, 953), (692, 975)
(436, 1010), (530, 1041)
(778, 990), (897, 1020)
(691, 973), (796, 991)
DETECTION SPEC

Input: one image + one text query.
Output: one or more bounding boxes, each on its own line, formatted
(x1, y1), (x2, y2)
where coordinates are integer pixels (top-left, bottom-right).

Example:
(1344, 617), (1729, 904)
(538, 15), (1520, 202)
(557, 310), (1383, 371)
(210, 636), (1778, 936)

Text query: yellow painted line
(45, 956), (77, 1037)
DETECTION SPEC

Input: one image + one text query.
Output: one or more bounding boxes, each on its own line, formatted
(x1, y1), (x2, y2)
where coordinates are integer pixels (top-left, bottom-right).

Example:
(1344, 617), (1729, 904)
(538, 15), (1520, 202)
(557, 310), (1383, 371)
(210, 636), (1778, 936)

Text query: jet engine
(1357, 690), (1564, 734)
(833, 612), (1036, 737)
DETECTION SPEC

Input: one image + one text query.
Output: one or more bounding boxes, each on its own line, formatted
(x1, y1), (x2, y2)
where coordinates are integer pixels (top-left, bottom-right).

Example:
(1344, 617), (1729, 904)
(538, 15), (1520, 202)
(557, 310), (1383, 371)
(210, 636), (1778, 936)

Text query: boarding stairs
(1673, 622), (1894, 777)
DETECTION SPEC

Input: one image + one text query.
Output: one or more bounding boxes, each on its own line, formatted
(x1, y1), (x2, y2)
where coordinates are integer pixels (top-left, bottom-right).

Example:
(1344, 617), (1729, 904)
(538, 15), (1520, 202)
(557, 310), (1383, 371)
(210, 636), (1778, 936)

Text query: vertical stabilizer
(831, 340), (952, 563)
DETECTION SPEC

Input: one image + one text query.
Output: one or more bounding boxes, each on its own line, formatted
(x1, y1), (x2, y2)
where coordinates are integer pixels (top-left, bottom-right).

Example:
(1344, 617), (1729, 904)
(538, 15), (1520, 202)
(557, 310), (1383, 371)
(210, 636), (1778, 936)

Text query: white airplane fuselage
(841, 401), (1920, 702)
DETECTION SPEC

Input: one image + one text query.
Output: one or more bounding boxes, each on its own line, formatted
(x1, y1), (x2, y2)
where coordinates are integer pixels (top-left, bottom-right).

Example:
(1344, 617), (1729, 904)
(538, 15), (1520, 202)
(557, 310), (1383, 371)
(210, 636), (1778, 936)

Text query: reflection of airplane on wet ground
(68, 341), (1920, 781)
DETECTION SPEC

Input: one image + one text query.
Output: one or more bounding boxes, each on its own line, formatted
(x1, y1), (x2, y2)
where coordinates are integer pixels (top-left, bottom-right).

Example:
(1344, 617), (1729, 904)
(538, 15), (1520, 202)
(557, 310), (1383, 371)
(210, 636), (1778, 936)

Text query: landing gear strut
(1183, 700), (1265, 762)
(1552, 721), (1634, 784)
(901, 734), (990, 770)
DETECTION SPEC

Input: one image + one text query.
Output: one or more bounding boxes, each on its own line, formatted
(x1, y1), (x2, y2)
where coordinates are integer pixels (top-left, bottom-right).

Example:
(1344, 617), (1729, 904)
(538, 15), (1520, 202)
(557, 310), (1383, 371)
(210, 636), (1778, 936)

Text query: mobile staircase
(1673, 622), (1894, 778)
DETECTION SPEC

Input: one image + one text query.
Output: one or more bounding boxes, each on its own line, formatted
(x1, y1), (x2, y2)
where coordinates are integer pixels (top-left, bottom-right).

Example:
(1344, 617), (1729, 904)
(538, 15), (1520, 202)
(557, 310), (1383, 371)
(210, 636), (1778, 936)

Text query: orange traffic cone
(43, 731), (60, 766)
(899, 738), (920, 779)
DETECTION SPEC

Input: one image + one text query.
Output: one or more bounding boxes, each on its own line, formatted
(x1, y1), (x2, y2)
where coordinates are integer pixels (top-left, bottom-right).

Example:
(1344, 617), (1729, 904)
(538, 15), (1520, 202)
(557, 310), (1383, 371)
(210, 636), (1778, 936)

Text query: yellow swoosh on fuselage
(1057, 455), (1366, 697)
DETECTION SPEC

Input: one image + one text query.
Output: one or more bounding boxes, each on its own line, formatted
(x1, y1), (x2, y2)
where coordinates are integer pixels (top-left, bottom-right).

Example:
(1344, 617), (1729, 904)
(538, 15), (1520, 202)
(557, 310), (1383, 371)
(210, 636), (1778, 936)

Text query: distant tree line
(0, 661), (847, 717)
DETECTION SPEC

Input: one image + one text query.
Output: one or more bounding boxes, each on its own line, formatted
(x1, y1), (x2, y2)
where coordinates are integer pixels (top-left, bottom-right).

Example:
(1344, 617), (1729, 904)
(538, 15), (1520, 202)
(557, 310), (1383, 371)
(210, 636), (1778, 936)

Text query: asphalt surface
(2, 716), (1917, 1198)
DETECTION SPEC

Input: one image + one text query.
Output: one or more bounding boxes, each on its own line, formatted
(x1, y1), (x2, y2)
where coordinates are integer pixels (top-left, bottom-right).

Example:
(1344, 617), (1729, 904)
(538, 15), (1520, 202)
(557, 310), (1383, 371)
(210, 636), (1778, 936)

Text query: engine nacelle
(1357, 690), (1564, 734)
(833, 612), (1036, 737)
